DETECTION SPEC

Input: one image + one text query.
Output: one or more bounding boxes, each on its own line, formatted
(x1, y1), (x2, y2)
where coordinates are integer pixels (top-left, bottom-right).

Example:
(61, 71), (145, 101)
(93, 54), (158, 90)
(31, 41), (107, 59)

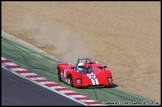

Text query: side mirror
(103, 66), (107, 68)
(71, 66), (75, 69)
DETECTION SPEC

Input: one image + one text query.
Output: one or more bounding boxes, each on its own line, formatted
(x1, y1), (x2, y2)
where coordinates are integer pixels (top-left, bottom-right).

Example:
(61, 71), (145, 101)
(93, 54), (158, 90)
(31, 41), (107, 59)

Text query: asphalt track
(2, 68), (83, 106)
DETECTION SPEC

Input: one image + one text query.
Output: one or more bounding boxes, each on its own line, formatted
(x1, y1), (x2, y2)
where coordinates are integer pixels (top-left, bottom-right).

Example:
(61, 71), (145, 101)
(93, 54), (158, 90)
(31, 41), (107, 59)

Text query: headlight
(107, 78), (112, 83)
(76, 78), (82, 86)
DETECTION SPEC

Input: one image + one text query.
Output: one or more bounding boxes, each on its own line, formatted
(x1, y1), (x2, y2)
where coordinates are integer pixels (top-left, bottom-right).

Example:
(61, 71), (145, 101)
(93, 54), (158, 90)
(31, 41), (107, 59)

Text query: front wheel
(67, 75), (73, 87)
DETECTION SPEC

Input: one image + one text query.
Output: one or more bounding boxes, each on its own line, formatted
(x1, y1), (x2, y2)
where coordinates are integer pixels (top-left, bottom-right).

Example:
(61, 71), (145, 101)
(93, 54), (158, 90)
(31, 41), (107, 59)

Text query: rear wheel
(67, 75), (73, 87)
(58, 68), (62, 82)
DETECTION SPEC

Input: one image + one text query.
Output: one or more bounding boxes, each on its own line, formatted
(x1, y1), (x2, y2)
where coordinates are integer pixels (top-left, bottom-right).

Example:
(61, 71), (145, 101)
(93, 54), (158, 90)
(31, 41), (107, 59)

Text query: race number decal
(87, 73), (96, 79)
(87, 73), (99, 85)
(64, 70), (67, 78)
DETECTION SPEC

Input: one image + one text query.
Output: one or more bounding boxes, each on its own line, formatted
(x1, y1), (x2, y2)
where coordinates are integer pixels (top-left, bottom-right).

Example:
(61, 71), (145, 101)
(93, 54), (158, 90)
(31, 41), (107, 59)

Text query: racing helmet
(77, 63), (84, 71)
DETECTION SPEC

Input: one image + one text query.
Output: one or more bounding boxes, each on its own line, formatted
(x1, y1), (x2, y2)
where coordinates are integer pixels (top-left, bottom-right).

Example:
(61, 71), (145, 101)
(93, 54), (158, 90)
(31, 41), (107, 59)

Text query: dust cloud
(19, 12), (90, 64)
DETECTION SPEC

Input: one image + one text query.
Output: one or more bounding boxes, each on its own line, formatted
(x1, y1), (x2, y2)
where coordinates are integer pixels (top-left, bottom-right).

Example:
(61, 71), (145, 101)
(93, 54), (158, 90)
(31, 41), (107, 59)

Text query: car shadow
(109, 83), (118, 88)
(78, 83), (118, 89)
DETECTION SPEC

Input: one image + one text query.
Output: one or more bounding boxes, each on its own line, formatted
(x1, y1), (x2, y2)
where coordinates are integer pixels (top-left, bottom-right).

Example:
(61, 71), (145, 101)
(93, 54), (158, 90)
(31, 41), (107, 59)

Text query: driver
(77, 62), (84, 72)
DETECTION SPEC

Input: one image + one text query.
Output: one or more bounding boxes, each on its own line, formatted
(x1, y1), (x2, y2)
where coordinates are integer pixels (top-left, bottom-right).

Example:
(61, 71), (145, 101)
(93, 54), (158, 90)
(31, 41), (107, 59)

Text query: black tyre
(67, 75), (73, 87)
(58, 68), (62, 82)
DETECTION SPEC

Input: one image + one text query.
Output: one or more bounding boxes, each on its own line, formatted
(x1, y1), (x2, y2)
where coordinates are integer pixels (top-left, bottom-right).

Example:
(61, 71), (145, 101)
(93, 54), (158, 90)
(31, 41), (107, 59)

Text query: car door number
(87, 73), (96, 79)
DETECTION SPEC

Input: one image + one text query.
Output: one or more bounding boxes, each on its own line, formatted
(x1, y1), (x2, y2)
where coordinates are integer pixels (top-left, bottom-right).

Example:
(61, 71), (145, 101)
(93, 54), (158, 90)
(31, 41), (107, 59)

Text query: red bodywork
(57, 58), (113, 88)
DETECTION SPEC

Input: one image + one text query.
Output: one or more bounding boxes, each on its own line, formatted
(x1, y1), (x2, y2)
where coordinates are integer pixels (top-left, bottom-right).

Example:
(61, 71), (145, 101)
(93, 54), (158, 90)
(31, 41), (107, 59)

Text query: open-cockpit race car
(57, 58), (113, 88)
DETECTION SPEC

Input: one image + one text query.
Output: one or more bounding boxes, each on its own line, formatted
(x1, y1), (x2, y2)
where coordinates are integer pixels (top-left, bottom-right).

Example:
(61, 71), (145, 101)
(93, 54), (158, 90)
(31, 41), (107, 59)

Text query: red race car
(57, 58), (113, 88)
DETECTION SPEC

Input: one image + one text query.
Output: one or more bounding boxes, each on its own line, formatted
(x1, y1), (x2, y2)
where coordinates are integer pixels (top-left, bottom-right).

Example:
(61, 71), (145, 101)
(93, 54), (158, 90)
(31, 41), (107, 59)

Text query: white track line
(19, 73), (38, 76)
(1, 57), (7, 60)
(68, 95), (87, 99)
(3, 62), (17, 66)
(30, 77), (47, 80)
(39, 81), (56, 85)
(79, 100), (97, 102)
(50, 86), (66, 90)
(59, 90), (77, 94)
(10, 68), (28, 72)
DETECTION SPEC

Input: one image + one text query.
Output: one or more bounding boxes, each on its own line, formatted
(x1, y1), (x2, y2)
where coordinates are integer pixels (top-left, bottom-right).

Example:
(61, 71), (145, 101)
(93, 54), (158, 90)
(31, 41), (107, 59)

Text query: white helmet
(77, 63), (84, 71)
